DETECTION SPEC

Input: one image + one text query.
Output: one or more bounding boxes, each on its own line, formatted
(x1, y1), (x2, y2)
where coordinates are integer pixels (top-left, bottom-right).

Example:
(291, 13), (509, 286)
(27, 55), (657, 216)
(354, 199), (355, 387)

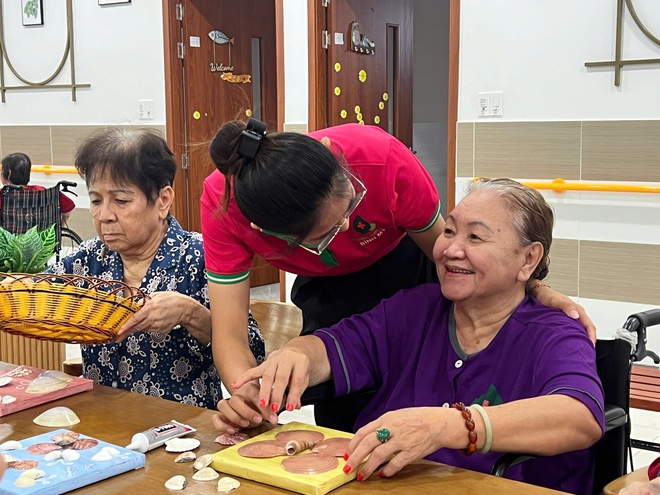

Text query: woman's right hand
(213, 381), (273, 432)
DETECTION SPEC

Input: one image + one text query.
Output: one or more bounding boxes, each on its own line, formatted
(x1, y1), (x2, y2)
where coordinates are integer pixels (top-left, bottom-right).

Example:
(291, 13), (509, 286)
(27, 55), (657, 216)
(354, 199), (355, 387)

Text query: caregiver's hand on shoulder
(531, 281), (596, 343)
(232, 347), (312, 418)
(344, 408), (445, 480)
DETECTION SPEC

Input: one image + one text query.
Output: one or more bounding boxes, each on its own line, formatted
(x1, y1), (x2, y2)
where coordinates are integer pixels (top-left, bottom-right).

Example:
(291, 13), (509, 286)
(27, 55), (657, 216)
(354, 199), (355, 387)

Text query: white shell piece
(193, 453), (214, 471)
(0, 376), (12, 386)
(164, 437), (200, 453)
(2, 454), (17, 462)
(192, 467), (219, 481)
(61, 450), (80, 462)
(25, 371), (72, 394)
(91, 450), (114, 462)
(100, 446), (120, 457)
(14, 476), (36, 488)
(33, 406), (80, 427)
(164, 475), (187, 491)
(0, 395), (16, 404)
(44, 451), (63, 461)
(23, 469), (45, 480)
(174, 451), (196, 463)
(216, 477), (240, 493)
(0, 440), (22, 451)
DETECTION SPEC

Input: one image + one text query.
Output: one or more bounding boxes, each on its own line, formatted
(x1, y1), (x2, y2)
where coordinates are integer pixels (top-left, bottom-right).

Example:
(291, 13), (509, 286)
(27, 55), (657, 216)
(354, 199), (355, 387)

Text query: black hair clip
(237, 118), (267, 159)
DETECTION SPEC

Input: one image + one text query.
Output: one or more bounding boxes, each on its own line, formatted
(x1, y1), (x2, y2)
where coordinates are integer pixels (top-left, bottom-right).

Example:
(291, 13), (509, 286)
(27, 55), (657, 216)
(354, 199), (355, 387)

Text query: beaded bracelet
(470, 403), (493, 454)
(452, 402), (477, 456)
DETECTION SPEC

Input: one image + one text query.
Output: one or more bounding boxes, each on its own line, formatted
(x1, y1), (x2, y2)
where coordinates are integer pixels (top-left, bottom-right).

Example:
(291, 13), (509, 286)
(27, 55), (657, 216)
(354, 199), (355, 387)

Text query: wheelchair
(0, 180), (83, 262)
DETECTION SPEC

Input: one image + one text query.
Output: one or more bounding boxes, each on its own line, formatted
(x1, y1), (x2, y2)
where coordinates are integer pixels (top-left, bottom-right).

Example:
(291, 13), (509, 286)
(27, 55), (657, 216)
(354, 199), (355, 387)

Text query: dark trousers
(292, 235), (437, 432)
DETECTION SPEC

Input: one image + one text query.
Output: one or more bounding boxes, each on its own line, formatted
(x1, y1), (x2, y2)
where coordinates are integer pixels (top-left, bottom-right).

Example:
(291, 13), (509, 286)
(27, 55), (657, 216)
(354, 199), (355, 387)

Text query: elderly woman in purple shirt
(226, 178), (605, 495)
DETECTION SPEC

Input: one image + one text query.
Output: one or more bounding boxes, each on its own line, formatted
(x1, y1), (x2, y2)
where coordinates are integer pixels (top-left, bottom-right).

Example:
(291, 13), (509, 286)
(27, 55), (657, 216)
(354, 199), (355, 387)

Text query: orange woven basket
(0, 273), (148, 344)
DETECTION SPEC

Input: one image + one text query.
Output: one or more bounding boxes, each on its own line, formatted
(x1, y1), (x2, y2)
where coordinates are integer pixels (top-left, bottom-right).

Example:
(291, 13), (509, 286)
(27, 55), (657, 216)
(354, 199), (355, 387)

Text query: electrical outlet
(138, 99), (154, 120)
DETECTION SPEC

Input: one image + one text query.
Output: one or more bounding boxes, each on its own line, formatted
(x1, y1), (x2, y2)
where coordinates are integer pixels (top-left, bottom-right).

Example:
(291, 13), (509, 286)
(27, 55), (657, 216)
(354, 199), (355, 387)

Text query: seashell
(33, 406), (80, 427)
(164, 474), (187, 491)
(311, 437), (351, 457)
(52, 431), (80, 446)
(70, 438), (98, 450)
(237, 440), (287, 458)
(13, 469), (45, 488)
(164, 437), (200, 453)
(100, 446), (120, 457)
(275, 430), (324, 444)
(281, 453), (338, 475)
(7, 460), (39, 470)
(174, 451), (196, 463)
(0, 440), (22, 451)
(61, 449), (80, 462)
(2, 454), (18, 462)
(91, 450), (114, 462)
(0, 376), (12, 386)
(0, 395), (16, 404)
(192, 467), (219, 481)
(285, 439), (317, 456)
(216, 477), (240, 493)
(214, 433), (249, 446)
(44, 450), (63, 461)
(193, 453), (214, 471)
(22, 468), (45, 479)
(25, 370), (72, 394)
(27, 443), (61, 455)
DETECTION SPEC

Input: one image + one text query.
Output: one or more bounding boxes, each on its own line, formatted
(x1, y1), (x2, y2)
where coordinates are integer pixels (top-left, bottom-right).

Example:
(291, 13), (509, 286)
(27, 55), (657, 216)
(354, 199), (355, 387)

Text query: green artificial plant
(0, 225), (57, 273)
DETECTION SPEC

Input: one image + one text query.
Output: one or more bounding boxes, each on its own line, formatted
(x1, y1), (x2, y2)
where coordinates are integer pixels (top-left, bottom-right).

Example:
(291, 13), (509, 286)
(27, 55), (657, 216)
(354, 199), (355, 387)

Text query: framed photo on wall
(21, 0), (43, 26)
(98, 0), (132, 5)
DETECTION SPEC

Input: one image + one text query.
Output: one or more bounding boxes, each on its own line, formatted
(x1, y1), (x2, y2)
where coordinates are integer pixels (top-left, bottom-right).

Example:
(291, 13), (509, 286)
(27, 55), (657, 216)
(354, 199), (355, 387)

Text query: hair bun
(210, 121), (246, 176)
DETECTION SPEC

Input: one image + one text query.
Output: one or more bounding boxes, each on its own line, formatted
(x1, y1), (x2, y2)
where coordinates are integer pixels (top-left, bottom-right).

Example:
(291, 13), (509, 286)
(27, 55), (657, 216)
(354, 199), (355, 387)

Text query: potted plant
(0, 224), (57, 273)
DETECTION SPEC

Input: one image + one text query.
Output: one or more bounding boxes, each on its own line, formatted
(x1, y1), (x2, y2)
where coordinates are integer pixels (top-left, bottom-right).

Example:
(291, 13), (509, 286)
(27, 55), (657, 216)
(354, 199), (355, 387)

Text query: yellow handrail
(521, 178), (660, 194)
(32, 165), (78, 175)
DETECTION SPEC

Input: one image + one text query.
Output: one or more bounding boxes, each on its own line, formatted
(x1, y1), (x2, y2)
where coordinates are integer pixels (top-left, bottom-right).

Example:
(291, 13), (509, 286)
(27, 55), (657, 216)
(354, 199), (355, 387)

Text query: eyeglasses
(260, 172), (367, 255)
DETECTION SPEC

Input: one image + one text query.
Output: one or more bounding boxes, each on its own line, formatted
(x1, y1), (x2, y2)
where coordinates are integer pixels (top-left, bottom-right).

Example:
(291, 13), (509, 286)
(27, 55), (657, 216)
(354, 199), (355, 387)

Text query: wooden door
(314, 0), (413, 146)
(164, 0), (280, 287)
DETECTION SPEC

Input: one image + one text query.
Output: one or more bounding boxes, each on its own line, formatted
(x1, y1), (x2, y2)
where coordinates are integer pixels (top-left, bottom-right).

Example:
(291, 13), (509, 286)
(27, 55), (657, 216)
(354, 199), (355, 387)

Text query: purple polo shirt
(316, 283), (604, 495)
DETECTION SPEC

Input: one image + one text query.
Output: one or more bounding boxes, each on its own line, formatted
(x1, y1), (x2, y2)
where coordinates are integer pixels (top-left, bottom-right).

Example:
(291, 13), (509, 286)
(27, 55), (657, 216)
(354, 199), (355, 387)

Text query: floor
(248, 283), (660, 473)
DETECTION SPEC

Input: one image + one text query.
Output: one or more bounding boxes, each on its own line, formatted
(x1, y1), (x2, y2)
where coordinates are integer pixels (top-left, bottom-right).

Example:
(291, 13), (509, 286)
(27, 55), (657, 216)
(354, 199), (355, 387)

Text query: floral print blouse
(47, 217), (265, 409)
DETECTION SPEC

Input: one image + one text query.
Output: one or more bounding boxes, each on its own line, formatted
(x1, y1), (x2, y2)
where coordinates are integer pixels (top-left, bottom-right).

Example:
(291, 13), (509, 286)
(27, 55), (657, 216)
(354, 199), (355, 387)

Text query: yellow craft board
(211, 421), (355, 495)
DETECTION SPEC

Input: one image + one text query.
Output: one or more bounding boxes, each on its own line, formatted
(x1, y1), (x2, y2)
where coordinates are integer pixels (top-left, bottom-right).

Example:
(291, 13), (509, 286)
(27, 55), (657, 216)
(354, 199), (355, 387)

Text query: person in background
(0, 152), (76, 223)
(226, 178), (604, 495)
(47, 128), (264, 409)
(203, 119), (596, 433)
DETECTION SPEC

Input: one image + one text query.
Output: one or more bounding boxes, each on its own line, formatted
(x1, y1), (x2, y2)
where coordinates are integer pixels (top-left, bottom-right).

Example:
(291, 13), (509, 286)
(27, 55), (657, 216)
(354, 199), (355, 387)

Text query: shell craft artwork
(285, 439), (317, 456)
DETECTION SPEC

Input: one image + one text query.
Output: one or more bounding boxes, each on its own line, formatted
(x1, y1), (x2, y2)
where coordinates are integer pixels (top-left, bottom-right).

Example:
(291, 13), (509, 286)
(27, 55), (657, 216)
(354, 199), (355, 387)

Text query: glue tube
(125, 420), (196, 453)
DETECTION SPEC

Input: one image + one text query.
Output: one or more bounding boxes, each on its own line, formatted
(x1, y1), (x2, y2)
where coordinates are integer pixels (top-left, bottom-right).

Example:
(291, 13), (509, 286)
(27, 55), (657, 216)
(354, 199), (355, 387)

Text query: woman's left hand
(344, 408), (444, 480)
(116, 291), (188, 342)
(532, 284), (597, 343)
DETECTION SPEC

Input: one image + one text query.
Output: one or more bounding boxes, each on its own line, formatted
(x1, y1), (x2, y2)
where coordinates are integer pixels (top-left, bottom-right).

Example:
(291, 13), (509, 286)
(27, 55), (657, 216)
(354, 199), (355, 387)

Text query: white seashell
(44, 451), (63, 461)
(217, 477), (240, 493)
(100, 446), (120, 457)
(33, 406), (80, 427)
(26, 371), (72, 394)
(22, 469), (45, 480)
(174, 451), (196, 463)
(192, 467), (219, 481)
(193, 453), (214, 471)
(0, 395), (16, 404)
(2, 454), (17, 462)
(0, 376), (12, 386)
(164, 437), (200, 453)
(164, 474), (187, 491)
(0, 440), (22, 451)
(91, 450), (114, 462)
(61, 450), (80, 462)
(14, 475), (36, 488)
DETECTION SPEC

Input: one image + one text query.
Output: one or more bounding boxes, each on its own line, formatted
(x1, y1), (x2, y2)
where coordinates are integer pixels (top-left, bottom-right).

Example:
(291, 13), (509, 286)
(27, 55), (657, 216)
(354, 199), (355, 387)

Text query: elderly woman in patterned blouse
(47, 128), (264, 409)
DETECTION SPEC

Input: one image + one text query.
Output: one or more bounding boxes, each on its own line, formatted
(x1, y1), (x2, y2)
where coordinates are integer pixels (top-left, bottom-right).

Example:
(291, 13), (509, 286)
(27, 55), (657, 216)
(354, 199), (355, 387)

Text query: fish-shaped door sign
(208, 30), (251, 83)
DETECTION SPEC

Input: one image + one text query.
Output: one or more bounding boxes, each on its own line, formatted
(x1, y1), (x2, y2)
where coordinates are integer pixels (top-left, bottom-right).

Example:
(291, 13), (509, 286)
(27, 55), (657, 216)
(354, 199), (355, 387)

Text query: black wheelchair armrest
(490, 453), (535, 477)
(626, 309), (660, 363)
(604, 404), (627, 431)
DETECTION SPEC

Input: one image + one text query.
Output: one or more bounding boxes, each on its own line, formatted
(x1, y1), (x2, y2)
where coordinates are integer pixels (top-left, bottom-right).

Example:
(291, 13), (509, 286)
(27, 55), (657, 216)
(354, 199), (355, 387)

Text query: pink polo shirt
(201, 124), (441, 284)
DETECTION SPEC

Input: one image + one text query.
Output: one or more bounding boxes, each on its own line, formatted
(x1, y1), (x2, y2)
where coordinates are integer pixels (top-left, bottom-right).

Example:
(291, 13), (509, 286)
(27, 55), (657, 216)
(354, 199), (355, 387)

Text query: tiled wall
(456, 120), (660, 307)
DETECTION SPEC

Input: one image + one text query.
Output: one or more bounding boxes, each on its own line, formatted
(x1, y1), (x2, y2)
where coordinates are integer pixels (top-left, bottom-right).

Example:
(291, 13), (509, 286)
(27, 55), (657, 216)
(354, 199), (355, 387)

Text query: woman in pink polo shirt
(202, 118), (594, 432)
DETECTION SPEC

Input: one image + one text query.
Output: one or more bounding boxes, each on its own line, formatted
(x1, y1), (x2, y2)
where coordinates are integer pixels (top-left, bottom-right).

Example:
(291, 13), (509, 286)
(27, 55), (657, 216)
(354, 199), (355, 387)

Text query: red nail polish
(259, 398), (267, 407)
(271, 403), (279, 412)
(343, 453), (349, 461)
(286, 404), (294, 411)
(378, 471), (385, 478)
(343, 464), (351, 474)
(357, 473), (364, 482)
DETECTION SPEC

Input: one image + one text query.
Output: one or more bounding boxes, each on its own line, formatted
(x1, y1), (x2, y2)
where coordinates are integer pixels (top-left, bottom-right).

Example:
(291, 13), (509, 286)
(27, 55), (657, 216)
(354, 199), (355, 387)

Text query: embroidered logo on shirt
(353, 215), (375, 234)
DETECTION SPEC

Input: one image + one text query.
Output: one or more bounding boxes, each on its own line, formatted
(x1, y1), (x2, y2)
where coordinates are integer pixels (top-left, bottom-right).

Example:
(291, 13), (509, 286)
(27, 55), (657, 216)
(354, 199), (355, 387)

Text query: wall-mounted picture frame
(98, 0), (132, 5)
(21, 0), (44, 26)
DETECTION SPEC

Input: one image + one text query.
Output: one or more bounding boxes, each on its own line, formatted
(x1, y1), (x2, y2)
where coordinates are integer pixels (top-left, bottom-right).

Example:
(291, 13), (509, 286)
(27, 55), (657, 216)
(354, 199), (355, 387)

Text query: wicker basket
(0, 273), (148, 344)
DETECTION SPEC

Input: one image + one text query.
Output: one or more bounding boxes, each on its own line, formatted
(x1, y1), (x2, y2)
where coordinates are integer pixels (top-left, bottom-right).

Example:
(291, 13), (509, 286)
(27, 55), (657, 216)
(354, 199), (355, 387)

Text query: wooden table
(0, 385), (567, 494)
(603, 467), (650, 495)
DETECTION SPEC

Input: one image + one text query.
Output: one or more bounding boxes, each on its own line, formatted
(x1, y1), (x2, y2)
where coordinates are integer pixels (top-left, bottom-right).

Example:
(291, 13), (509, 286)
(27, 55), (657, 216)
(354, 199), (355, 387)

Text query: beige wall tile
(51, 126), (104, 167)
(545, 238), (578, 297)
(66, 208), (96, 242)
(582, 121), (660, 182)
(474, 122), (581, 180)
(456, 122), (474, 177)
(283, 123), (308, 133)
(579, 240), (660, 305)
(1, 126), (52, 165)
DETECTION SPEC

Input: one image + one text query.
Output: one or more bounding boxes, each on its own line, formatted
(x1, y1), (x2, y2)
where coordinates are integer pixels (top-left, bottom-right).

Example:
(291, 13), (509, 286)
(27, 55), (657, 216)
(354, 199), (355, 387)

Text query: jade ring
(376, 428), (391, 443)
